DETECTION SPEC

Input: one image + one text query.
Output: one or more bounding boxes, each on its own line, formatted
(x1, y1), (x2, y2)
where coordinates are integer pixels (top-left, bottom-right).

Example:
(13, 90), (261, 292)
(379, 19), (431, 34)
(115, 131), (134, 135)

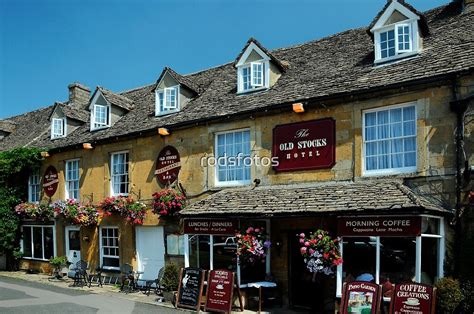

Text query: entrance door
(136, 226), (165, 280)
(65, 226), (81, 265)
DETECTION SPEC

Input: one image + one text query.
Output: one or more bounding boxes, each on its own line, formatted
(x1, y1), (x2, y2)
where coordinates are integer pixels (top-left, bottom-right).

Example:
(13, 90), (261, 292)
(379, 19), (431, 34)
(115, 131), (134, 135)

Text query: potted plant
(49, 256), (69, 279)
(236, 226), (271, 265)
(161, 263), (179, 303)
(152, 188), (186, 218)
(297, 229), (342, 275)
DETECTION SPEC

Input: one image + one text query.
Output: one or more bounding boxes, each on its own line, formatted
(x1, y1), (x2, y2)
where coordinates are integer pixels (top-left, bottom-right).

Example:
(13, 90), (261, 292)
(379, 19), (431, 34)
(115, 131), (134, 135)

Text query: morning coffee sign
(272, 118), (335, 171)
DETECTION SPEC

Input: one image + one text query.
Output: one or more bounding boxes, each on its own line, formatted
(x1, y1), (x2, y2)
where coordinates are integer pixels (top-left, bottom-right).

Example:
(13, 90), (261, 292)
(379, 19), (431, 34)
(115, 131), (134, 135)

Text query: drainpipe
(449, 78), (468, 277)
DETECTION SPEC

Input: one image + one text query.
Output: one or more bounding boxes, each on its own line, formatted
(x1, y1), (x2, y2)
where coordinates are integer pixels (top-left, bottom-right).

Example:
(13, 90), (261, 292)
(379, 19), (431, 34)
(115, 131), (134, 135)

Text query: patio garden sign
(297, 229), (342, 275)
(341, 281), (382, 314)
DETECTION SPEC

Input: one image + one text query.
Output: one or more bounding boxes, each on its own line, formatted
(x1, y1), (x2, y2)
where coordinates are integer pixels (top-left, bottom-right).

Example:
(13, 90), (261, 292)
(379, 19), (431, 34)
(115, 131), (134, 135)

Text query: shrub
(161, 263), (179, 291)
(435, 277), (463, 313)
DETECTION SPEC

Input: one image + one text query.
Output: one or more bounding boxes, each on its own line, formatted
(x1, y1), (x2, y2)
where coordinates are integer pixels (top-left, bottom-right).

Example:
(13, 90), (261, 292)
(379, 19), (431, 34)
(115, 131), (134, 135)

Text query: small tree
(435, 277), (464, 313)
(161, 263), (179, 291)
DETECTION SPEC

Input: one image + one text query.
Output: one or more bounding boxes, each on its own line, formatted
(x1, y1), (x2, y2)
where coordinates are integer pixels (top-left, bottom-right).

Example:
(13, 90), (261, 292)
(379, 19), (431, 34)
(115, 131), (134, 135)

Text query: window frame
(91, 104), (111, 130)
(237, 60), (270, 94)
(214, 128), (252, 187)
(99, 226), (120, 271)
(362, 102), (417, 176)
(20, 224), (56, 261)
(374, 20), (418, 64)
(335, 215), (445, 298)
(65, 159), (80, 200)
(28, 171), (41, 203)
(396, 23), (412, 53)
(155, 85), (180, 116)
(110, 151), (129, 196)
(51, 117), (66, 139)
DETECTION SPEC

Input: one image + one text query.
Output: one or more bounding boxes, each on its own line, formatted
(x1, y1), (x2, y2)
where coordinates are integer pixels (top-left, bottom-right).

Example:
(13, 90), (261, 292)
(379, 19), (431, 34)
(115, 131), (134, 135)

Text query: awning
(181, 180), (451, 217)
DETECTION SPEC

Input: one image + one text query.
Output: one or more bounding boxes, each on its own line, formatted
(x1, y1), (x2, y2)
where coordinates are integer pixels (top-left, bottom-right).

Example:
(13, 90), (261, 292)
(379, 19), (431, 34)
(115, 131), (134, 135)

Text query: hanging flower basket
(297, 229), (342, 275)
(236, 226), (271, 265)
(97, 196), (146, 225)
(51, 199), (99, 227)
(152, 189), (186, 218)
(15, 202), (54, 221)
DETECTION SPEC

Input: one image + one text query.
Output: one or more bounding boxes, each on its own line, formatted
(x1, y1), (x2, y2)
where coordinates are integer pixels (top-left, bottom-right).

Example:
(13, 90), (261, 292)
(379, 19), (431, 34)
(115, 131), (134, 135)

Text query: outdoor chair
(120, 263), (135, 293)
(88, 265), (104, 287)
(72, 260), (89, 287)
(137, 267), (165, 296)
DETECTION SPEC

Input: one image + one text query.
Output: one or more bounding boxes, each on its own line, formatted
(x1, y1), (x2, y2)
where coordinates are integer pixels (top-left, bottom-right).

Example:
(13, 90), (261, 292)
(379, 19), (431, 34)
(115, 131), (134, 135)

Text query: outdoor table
(247, 281), (277, 313)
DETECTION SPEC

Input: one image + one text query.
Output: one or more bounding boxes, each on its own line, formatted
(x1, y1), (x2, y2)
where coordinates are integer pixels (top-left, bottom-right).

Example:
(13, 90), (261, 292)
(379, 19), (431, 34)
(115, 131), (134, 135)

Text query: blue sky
(0, 0), (448, 119)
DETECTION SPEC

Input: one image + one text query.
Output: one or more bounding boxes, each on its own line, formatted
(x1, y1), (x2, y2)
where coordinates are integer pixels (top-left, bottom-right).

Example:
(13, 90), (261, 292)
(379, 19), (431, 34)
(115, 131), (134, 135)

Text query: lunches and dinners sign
(43, 166), (59, 197)
(155, 145), (181, 185)
(272, 118), (336, 172)
(338, 216), (422, 237)
(390, 283), (436, 314)
(183, 219), (237, 235)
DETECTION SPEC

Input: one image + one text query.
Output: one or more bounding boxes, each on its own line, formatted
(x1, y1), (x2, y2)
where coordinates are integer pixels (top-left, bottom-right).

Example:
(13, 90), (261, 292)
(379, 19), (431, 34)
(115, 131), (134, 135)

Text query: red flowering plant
(236, 226), (271, 265)
(152, 189), (186, 218)
(51, 199), (99, 227)
(297, 229), (342, 275)
(97, 196), (147, 225)
(15, 202), (54, 221)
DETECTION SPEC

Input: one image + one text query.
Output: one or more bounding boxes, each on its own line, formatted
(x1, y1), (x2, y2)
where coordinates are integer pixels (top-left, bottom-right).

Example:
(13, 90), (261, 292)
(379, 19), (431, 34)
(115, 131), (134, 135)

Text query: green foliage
(0, 187), (20, 254)
(49, 256), (69, 268)
(161, 263), (179, 291)
(435, 277), (464, 313)
(0, 147), (43, 184)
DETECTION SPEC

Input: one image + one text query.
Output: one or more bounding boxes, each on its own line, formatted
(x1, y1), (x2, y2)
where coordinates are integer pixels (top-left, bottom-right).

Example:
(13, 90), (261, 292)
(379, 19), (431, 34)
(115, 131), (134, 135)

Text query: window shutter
(250, 62), (263, 87)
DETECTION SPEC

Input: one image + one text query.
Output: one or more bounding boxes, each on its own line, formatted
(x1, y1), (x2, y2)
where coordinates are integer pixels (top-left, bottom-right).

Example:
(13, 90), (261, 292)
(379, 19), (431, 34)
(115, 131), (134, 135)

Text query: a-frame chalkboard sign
(176, 267), (205, 312)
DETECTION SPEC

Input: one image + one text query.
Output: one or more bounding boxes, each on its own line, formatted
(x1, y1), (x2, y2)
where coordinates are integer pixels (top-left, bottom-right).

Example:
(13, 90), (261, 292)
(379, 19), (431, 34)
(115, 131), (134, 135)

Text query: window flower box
(152, 189), (186, 218)
(15, 202), (54, 221)
(97, 196), (146, 225)
(51, 199), (99, 227)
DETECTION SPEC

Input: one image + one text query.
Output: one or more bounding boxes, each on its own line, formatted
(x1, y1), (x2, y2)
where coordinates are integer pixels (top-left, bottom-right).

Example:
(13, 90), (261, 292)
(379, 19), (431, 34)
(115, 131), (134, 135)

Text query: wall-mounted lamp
(83, 143), (93, 150)
(292, 103), (305, 113)
(40, 151), (50, 158)
(158, 127), (170, 136)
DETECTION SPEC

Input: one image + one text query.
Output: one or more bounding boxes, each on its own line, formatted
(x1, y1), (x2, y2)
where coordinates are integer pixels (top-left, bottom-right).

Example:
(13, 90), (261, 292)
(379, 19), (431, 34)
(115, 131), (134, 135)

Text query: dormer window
(51, 118), (66, 139)
(370, 1), (424, 64)
(92, 104), (110, 130)
(156, 86), (180, 115)
(237, 60), (268, 93)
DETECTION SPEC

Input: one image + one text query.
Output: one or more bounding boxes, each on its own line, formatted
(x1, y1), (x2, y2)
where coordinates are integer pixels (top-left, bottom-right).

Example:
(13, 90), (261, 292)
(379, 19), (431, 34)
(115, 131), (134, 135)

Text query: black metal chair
(72, 260), (89, 287)
(120, 263), (135, 293)
(88, 265), (104, 287)
(137, 267), (165, 296)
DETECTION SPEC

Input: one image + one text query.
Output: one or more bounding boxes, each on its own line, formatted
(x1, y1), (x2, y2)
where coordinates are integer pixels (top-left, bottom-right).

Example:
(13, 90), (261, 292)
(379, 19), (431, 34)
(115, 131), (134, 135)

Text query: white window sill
(214, 181), (251, 188)
(101, 266), (120, 271)
(155, 110), (179, 117)
(362, 167), (417, 177)
(374, 51), (419, 65)
(51, 135), (66, 140)
(91, 126), (110, 131)
(21, 257), (49, 262)
(237, 87), (268, 95)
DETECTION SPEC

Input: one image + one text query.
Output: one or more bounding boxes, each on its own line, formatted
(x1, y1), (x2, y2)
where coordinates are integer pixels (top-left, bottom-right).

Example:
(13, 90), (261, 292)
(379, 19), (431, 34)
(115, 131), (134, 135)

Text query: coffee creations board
(389, 283), (436, 314)
(176, 267), (205, 311)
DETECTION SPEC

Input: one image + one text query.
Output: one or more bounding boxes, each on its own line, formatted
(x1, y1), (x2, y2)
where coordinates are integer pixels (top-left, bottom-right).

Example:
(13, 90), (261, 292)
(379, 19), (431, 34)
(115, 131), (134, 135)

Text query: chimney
(68, 82), (90, 106)
(464, 0), (474, 13)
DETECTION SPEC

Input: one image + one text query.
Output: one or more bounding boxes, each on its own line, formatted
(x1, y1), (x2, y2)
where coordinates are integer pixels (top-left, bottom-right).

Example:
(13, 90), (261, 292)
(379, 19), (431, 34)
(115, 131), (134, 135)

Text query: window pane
(421, 237), (439, 285)
(343, 237), (376, 283)
(103, 257), (119, 268)
(23, 227), (32, 257)
(380, 237), (416, 287)
(33, 227), (43, 259)
(421, 217), (439, 234)
(44, 227), (54, 260)
(216, 130), (250, 183)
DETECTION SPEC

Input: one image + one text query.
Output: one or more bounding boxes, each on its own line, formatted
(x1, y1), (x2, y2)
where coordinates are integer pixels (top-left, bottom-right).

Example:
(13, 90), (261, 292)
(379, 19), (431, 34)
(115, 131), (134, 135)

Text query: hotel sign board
(338, 216), (422, 237)
(272, 118), (336, 172)
(43, 166), (59, 197)
(389, 283), (436, 314)
(155, 145), (181, 185)
(184, 219), (237, 235)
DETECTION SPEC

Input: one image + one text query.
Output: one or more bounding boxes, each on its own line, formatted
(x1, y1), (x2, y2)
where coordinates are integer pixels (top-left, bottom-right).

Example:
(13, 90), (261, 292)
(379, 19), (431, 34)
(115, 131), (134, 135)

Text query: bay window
(100, 226), (119, 270)
(21, 225), (55, 260)
(363, 103), (417, 175)
(336, 216), (445, 298)
(215, 129), (251, 186)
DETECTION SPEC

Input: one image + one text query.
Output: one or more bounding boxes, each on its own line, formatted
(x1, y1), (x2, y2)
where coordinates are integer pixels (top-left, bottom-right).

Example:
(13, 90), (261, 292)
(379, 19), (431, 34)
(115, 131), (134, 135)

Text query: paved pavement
(0, 276), (187, 314)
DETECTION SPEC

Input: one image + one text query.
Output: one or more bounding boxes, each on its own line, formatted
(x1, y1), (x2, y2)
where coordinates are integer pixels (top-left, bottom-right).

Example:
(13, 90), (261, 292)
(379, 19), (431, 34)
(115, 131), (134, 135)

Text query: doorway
(65, 226), (81, 265)
(135, 226), (165, 281)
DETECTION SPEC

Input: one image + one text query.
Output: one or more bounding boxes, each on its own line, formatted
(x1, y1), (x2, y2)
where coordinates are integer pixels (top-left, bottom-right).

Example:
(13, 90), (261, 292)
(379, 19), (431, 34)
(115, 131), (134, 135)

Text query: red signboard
(43, 166), (59, 197)
(341, 281), (382, 314)
(184, 219), (237, 235)
(205, 270), (235, 313)
(272, 118), (336, 172)
(390, 283), (436, 314)
(155, 145), (181, 185)
(338, 216), (422, 237)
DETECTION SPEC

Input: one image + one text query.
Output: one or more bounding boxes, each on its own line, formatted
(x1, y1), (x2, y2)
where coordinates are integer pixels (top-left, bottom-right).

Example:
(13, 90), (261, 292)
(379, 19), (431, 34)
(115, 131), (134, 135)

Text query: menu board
(390, 283), (436, 314)
(340, 281), (382, 314)
(176, 267), (205, 311)
(205, 270), (235, 313)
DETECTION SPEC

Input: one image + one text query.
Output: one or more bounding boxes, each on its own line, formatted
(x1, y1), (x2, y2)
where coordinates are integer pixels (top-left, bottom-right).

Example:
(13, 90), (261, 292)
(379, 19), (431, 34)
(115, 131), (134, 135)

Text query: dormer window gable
(235, 38), (287, 94)
(89, 90), (111, 131)
(369, 0), (427, 64)
(154, 67), (199, 117)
